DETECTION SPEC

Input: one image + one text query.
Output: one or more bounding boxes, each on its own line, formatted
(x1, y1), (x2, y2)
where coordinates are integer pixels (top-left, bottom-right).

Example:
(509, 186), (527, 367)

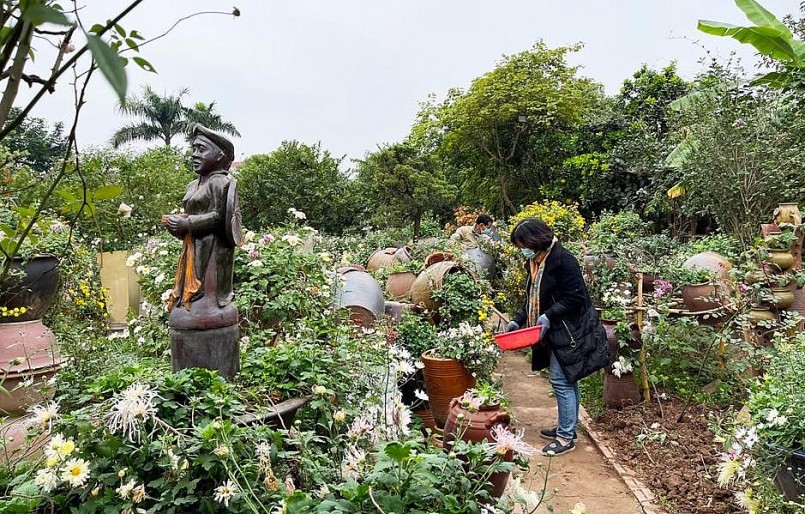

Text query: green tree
(183, 101), (241, 143)
(111, 87), (240, 148)
(3, 109), (66, 174)
(236, 140), (357, 234)
(356, 143), (455, 238)
(412, 42), (600, 216)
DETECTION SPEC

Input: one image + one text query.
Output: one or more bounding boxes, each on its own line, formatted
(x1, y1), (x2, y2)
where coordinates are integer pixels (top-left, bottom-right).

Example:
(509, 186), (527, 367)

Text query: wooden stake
(637, 272), (650, 403)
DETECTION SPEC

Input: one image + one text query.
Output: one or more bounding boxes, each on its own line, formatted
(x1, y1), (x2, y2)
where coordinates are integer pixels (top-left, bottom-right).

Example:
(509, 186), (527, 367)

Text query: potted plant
(0, 208), (69, 415)
(442, 383), (514, 498)
(421, 322), (499, 428)
(671, 265), (721, 313)
(384, 260), (424, 301)
(762, 231), (798, 271)
(603, 321), (642, 409)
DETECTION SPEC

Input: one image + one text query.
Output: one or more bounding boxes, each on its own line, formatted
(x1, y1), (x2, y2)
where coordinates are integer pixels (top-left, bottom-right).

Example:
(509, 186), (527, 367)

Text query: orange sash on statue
(167, 233), (201, 312)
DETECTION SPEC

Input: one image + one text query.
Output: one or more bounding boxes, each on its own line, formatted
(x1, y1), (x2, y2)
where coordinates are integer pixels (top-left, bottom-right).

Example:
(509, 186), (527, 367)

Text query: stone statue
(162, 124), (242, 378)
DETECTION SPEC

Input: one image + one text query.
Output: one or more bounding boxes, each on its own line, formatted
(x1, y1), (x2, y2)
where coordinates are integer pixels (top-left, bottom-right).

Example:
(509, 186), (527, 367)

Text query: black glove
(506, 321), (520, 332)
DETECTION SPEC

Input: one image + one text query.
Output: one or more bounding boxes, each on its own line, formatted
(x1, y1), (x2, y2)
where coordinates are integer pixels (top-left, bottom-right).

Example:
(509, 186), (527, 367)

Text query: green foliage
(412, 41), (601, 215)
(431, 272), (484, 328)
(112, 86), (239, 148)
(586, 210), (647, 254)
(237, 141), (358, 234)
(2, 109), (66, 173)
(355, 142), (456, 238)
(395, 311), (439, 360)
(509, 199), (586, 242)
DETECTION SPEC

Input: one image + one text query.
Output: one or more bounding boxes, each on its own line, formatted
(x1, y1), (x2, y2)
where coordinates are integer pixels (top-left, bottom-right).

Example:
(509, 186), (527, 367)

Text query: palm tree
(111, 87), (240, 148)
(111, 86), (189, 148)
(183, 102), (241, 143)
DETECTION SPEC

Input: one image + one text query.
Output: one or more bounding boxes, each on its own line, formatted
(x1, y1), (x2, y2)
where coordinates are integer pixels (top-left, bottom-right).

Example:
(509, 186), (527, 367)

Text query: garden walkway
(500, 351), (651, 514)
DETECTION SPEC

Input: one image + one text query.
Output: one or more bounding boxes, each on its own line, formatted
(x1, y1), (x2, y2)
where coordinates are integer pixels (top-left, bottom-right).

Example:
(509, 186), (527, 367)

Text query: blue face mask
(521, 248), (536, 259)
(481, 228), (493, 236)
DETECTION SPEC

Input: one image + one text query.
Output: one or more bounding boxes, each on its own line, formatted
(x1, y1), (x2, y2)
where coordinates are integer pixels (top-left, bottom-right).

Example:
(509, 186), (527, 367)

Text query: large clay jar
(421, 350), (476, 428)
(0, 256), (63, 416)
(443, 398), (512, 498)
(462, 247), (496, 280)
(771, 287), (795, 310)
(787, 281), (805, 320)
(774, 203), (803, 226)
(366, 248), (398, 271)
(332, 268), (385, 326)
(410, 261), (462, 312)
(603, 373), (642, 409)
(600, 319), (618, 362)
(747, 307), (777, 323)
(386, 271), (416, 300)
(767, 249), (794, 271)
(681, 282), (720, 312)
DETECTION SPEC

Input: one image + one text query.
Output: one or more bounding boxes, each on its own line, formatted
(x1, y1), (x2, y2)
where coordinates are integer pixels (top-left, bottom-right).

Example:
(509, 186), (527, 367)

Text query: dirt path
(500, 351), (645, 514)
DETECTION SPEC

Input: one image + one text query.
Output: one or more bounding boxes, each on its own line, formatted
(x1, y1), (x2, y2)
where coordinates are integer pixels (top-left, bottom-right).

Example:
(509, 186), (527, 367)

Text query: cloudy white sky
(18, 0), (800, 165)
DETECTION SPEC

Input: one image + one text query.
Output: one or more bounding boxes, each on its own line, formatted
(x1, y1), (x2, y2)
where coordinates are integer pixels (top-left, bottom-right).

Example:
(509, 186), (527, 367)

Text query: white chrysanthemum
(60, 458), (90, 488)
(414, 389), (429, 402)
(106, 382), (159, 442)
(28, 401), (59, 428)
(125, 252), (143, 267)
(213, 479), (237, 507)
(131, 483), (146, 503)
(342, 445), (366, 480)
(116, 478), (136, 499)
(35, 468), (60, 492)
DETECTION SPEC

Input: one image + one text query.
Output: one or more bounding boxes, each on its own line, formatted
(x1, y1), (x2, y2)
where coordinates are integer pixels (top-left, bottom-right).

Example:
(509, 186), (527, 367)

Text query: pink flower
(262, 234), (275, 244)
(488, 425), (535, 457)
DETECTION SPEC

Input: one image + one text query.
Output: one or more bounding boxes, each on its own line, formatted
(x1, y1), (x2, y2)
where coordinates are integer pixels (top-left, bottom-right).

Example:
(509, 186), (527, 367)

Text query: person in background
(505, 217), (594, 456)
(448, 213), (500, 248)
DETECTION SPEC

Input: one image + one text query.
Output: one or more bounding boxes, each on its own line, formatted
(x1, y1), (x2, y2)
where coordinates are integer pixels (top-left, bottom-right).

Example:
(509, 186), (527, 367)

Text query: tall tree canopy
(111, 86), (240, 148)
(412, 41), (600, 216)
(355, 142), (455, 238)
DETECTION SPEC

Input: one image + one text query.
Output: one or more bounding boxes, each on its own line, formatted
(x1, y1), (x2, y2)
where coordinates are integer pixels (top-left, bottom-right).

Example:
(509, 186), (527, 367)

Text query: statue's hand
(165, 215), (190, 238)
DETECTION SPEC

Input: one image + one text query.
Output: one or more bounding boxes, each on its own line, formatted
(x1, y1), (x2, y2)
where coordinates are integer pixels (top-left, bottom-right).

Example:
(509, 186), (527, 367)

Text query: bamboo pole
(636, 272), (650, 403)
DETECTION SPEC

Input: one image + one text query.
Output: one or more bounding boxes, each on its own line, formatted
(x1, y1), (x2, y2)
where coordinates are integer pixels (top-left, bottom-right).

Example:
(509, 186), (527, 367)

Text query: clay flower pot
(421, 350), (475, 428)
(603, 373), (641, 409)
(767, 249), (794, 271)
(771, 287), (795, 310)
(386, 271), (416, 300)
(681, 282), (720, 312)
(443, 399), (512, 498)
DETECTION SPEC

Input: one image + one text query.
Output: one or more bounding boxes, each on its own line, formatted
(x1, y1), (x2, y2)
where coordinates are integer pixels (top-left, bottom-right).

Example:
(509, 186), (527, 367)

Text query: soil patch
(591, 398), (738, 513)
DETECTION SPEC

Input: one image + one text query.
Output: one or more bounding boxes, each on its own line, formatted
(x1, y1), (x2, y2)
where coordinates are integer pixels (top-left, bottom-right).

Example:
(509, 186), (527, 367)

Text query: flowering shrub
(431, 322), (500, 382)
(586, 210), (646, 254)
(444, 205), (486, 236)
(509, 200), (585, 242)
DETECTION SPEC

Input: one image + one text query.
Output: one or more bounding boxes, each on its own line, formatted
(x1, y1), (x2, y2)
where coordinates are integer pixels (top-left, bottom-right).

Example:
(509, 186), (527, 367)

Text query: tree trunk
(413, 211), (421, 241)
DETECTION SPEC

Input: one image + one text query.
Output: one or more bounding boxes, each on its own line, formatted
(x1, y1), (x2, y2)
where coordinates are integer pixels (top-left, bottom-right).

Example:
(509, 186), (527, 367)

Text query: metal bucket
(333, 268), (385, 326)
(462, 247), (495, 279)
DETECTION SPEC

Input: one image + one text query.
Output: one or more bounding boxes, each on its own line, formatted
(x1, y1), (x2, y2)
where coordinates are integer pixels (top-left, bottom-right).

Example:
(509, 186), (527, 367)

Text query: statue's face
(192, 135), (222, 174)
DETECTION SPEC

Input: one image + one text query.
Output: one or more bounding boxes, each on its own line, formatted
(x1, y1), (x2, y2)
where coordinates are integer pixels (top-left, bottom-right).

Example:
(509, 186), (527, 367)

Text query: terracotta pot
(600, 319), (618, 363)
(744, 270), (768, 285)
(424, 251), (454, 268)
(747, 307), (777, 324)
(603, 373), (641, 409)
(412, 407), (438, 436)
(788, 281), (805, 319)
(386, 271), (416, 300)
(366, 248), (398, 271)
(774, 202), (803, 226)
(771, 287), (795, 310)
(393, 246), (412, 264)
(410, 261), (462, 311)
(421, 350), (476, 428)
(641, 272), (657, 293)
(0, 256), (60, 322)
(0, 320), (62, 415)
(681, 282), (720, 312)
(443, 399), (512, 498)
(767, 249), (794, 271)
(332, 268), (385, 327)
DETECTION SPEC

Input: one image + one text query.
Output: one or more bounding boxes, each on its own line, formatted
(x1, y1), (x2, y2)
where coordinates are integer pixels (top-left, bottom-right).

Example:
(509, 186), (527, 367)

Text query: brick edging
(577, 405), (664, 514)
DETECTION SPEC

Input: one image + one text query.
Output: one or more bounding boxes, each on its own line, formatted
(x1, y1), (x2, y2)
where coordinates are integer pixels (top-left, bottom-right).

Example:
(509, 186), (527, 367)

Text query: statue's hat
(191, 124), (235, 163)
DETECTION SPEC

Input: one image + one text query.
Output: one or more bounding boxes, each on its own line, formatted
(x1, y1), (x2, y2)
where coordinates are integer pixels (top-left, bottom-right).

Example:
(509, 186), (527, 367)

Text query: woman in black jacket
(506, 218), (601, 456)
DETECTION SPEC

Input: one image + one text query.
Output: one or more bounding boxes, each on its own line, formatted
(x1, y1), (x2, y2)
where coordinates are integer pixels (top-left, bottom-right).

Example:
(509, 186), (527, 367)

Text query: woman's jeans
(549, 351), (579, 442)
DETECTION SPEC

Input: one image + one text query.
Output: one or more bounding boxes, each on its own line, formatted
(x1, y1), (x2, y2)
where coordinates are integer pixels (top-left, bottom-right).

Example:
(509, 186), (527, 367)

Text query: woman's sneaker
(539, 427), (578, 441)
(541, 438), (576, 456)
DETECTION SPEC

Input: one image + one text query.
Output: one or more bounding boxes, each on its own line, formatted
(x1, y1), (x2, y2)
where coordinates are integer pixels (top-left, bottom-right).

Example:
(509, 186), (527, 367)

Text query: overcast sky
(19, 0), (801, 166)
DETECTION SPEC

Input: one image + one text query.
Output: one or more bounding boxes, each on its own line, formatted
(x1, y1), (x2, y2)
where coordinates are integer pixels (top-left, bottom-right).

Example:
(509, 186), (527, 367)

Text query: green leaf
(21, 1), (71, 26)
(89, 23), (104, 34)
(697, 21), (799, 63)
(125, 38), (139, 51)
(129, 30), (144, 40)
(750, 70), (793, 88)
(383, 441), (411, 462)
(92, 184), (123, 201)
(735, 0), (790, 34)
(86, 34), (127, 101)
(133, 56), (156, 73)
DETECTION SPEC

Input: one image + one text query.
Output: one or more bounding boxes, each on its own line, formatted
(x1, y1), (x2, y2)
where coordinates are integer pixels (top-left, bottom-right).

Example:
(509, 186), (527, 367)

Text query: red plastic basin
(494, 325), (541, 351)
